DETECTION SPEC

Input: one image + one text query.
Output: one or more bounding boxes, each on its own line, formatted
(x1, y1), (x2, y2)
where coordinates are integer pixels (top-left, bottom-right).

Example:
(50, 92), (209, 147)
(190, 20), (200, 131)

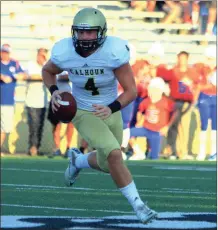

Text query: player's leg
(197, 94), (210, 160)
(208, 96), (217, 160)
(64, 110), (113, 186)
(65, 110), (157, 223)
(100, 112), (157, 223)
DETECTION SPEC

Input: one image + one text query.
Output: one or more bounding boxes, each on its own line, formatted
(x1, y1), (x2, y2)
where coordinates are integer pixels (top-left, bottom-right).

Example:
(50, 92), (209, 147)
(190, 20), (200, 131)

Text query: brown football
(54, 92), (77, 123)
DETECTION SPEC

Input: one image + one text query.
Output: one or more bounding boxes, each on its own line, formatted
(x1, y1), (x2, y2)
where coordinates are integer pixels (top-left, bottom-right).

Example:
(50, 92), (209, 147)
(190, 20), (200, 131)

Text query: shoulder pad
(51, 38), (73, 69)
(106, 36), (130, 69)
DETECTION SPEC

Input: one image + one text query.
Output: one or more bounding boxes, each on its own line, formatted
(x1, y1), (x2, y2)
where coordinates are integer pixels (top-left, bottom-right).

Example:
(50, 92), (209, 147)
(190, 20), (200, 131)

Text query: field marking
(1, 183), (216, 196)
(1, 167), (215, 180)
(1, 204), (133, 214)
(153, 166), (216, 172)
(1, 202), (216, 212)
(5, 187), (216, 200)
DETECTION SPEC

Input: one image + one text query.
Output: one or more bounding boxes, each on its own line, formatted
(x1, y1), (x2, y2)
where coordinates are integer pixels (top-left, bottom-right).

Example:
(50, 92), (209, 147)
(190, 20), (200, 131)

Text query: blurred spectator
(129, 59), (150, 128)
(122, 0), (216, 36)
(47, 71), (74, 158)
(156, 51), (200, 159)
(130, 1), (156, 12)
(0, 44), (26, 152)
(25, 48), (49, 156)
(122, 77), (177, 160)
(199, 0), (217, 35)
(194, 46), (217, 161)
(156, 1), (183, 25)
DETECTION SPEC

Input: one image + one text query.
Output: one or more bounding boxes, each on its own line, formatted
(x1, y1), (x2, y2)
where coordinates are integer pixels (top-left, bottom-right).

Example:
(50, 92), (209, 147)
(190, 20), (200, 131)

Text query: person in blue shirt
(0, 44), (26, 152)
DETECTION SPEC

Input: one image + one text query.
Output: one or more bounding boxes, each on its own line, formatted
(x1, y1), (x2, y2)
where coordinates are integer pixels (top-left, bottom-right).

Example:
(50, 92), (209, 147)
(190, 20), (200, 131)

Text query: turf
(1, 156), (217, 218)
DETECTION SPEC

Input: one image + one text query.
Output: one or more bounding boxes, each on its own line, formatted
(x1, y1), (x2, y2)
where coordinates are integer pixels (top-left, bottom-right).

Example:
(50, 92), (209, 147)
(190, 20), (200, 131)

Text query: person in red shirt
(194, 46), (217, 161)
(129, 60), (151, 128)
(122, 77), (178, 160)
(156, 51), (200, 159)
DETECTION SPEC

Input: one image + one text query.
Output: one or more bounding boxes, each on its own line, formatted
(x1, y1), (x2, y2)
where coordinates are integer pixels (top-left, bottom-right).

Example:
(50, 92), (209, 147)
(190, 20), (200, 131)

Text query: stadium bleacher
(1, 1), (216, 67)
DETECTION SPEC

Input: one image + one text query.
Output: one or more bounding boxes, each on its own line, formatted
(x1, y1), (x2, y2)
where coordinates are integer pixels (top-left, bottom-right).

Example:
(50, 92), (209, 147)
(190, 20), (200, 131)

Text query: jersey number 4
(85, 78), (99, 96)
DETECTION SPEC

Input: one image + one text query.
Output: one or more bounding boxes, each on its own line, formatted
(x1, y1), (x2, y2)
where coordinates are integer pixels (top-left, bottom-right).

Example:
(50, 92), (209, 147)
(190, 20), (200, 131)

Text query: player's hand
(51, 90), (62, 113)
(93, 104), (112, 120)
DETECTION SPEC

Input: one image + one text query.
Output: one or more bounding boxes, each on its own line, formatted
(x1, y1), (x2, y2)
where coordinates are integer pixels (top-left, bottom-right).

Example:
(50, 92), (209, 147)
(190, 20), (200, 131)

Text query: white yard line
(1, 204), (133, 214)
(1, 183), (216, 195)
(1, 168), (214, 180)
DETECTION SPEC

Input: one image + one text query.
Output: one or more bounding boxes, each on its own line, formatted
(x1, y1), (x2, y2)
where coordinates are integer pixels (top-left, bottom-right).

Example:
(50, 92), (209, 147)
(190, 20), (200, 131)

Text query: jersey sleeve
(51, 38), (69, 69)
(108, 37), (130, 69)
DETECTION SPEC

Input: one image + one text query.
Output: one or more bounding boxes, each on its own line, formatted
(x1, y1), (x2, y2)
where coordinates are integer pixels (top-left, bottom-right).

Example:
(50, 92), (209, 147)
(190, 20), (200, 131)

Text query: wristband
(49, 85), (59, 95)
(108, 100), (121, 113)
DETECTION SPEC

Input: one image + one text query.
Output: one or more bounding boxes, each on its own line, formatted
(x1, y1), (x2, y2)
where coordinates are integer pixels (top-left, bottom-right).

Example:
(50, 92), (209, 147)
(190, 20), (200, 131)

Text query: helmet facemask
(72, 25), (107, 53)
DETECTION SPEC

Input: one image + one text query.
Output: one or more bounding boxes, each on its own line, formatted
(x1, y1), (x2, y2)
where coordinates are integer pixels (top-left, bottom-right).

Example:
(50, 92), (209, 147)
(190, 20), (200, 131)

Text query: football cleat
(64, 148), (82, 187)
(134, 202), (157, 224)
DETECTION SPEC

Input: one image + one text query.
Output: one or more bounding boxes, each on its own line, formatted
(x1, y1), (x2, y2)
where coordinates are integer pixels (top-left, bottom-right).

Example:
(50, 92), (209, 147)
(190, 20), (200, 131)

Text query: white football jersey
(51, 36), (130, 111)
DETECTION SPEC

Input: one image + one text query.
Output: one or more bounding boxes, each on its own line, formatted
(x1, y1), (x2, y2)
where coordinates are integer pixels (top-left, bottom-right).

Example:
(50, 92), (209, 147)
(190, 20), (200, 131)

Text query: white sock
(211, 130), (216, 156)
(75, 152), (91, 169)
(199, 131), (207, 158)
(119, 181), (144, 210)
(122, 128), (130, 148)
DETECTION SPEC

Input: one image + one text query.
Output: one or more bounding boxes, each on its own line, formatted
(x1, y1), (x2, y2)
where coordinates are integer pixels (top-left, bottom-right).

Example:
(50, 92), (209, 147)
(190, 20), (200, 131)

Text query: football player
(42, 8), (157, 223)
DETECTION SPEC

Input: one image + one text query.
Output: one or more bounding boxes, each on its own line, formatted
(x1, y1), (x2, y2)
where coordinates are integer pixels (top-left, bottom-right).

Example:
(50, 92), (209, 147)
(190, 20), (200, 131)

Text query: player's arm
(42, 59), (63, 89)
(57, 71), (69, 81)
(42, 59), (64, 112)
(114, 63), (137, 108)
(93, 63), (137, 119)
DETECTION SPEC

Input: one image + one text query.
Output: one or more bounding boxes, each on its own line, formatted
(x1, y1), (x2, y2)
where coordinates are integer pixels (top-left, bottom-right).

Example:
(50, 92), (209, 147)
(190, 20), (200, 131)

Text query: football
(54, 92), (77, 123)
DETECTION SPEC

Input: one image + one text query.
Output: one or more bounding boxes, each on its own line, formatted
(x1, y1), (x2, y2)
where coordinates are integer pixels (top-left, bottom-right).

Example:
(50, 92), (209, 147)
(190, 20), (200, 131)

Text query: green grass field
(1, 156), (217, 230)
